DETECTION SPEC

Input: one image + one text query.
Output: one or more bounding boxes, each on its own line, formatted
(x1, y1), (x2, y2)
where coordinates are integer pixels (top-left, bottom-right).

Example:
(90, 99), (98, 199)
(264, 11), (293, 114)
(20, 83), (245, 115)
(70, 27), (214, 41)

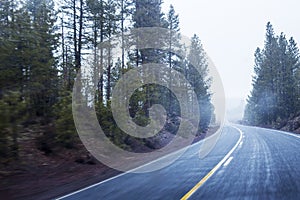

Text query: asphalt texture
(57, 125), (300, 200)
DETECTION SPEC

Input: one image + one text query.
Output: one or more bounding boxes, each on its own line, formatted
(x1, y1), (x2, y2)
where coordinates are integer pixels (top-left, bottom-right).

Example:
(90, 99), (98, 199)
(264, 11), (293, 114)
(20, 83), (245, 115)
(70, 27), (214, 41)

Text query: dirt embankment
(280, 115), (300, 134)
(0, 137), (120, 200)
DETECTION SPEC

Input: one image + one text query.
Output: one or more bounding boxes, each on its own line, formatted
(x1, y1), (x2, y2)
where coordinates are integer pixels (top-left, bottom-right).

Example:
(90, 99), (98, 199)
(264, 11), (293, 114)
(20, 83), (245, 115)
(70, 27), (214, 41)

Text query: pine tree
(59, 0), (87, 85)
(132, 0), (166, 65)
(24, 0), (58, 118)
(0, 0), (19, 95)
(133, 0), (164, 28)
(105, 0), (119, 102)
(244, 22), (300, 126)
(166, 5), (181, 112)
(287, 37), (300, 114)
(117, 0), (134, 71)
(0, 1), (29, 161)
(128, 0), (167, 118)
(244, 48), (265, 125)
(53, 91), (77, 148)
(187, 34), (212, 132)
(86, 0), (106, 103)
(0, 92), (26, 162)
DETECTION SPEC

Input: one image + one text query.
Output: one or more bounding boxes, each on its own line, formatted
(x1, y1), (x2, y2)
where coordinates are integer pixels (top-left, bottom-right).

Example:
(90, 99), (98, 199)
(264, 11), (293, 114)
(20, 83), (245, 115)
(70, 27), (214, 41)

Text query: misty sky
(162, 0), (300, 104)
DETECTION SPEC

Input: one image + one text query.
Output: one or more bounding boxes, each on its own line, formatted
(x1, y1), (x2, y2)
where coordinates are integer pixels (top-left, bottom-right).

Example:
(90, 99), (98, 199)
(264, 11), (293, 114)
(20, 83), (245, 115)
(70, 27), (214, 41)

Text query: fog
(163, 0), (300, 121)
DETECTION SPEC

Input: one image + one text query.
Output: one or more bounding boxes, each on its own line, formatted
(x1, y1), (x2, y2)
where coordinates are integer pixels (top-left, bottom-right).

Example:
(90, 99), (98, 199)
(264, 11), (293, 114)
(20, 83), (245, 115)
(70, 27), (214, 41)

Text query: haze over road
(57, 125), (300, 199)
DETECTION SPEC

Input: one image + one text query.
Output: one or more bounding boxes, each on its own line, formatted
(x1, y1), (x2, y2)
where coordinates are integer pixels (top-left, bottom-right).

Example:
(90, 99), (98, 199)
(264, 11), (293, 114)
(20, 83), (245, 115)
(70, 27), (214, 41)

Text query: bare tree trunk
(73, 0), (78, 71)
(121, 0), (125, 72)
(107, 46), (112, 102)
(77, 0), (83, 72)
(98, 0), (104, 104)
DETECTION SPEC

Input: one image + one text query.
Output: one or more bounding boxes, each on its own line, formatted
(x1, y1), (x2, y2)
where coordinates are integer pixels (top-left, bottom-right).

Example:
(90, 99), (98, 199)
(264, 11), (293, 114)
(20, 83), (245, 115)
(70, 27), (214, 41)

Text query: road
(57, 125), (300, 199)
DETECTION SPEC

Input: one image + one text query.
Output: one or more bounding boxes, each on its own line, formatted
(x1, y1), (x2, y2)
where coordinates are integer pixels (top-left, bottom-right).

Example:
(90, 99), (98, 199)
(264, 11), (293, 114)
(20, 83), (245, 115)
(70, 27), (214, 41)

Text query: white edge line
(272, 129), (300, 139)
(55, 172), (129, 200)
(56, 126), (226, 199)
(237, 124), (300, 139)
(223, 156), (233, 167)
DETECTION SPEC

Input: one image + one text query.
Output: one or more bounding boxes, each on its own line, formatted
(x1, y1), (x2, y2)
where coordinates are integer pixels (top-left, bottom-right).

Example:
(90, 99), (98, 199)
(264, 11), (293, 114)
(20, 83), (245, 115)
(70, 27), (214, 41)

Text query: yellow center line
(180, 126), (243, 200)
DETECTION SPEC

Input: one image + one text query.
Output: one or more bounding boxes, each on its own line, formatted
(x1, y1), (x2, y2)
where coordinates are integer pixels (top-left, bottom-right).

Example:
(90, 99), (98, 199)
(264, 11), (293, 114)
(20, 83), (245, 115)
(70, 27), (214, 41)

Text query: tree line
(0, 0), (213, 164)
(244, 22), (300, 127)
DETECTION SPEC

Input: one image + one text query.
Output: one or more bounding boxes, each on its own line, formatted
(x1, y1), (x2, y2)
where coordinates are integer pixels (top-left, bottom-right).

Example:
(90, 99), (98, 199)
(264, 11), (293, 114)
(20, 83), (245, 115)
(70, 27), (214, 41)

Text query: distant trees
(244, 22), (300, 126)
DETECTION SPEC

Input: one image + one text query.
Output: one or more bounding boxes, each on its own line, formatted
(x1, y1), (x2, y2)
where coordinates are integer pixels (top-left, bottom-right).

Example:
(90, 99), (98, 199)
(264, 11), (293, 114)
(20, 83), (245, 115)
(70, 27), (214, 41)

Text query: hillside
(280, 114), (300, 134)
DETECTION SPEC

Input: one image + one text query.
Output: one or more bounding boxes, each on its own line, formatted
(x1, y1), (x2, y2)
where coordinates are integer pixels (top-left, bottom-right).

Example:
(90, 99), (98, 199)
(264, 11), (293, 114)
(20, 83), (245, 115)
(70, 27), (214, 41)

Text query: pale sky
(162, 0), (300, 104)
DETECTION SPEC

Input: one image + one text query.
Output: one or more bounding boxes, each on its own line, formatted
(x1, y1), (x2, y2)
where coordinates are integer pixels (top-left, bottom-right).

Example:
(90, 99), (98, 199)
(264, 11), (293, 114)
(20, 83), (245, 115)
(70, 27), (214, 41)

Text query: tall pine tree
(245, 22), (300, 126)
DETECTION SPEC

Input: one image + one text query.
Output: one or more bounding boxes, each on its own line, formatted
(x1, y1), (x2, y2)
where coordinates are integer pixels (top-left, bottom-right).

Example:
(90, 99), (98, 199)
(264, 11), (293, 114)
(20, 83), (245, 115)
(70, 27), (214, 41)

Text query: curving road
(57, 125), (300, 200)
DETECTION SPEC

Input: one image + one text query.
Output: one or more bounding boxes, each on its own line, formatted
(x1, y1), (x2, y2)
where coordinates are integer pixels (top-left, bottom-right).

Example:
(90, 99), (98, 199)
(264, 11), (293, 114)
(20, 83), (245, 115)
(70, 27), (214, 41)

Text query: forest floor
(0, 126), (218, 200)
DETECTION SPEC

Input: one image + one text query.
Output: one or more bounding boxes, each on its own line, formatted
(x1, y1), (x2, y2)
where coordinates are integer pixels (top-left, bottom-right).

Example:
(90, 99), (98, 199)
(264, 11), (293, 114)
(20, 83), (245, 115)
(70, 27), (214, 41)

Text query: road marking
(272, 130), (300, 139)
(180, 126), (243, 200)
(56, 127), (224, 199)
(223, 156), (233, 167)
(238, 124), (300, 139)
(55, 172), (129, 200)
(239, 141), (243, 147)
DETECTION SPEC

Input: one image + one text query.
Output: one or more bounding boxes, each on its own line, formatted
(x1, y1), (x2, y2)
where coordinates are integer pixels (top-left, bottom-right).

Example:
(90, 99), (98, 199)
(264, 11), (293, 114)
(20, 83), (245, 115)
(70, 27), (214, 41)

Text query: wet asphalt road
(57, 125), (300, 200)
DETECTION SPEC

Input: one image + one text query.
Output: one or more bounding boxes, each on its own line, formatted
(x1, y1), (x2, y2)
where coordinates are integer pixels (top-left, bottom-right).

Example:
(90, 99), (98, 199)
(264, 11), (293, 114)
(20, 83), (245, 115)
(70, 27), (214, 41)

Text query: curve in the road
(181, 126), (243, 200)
